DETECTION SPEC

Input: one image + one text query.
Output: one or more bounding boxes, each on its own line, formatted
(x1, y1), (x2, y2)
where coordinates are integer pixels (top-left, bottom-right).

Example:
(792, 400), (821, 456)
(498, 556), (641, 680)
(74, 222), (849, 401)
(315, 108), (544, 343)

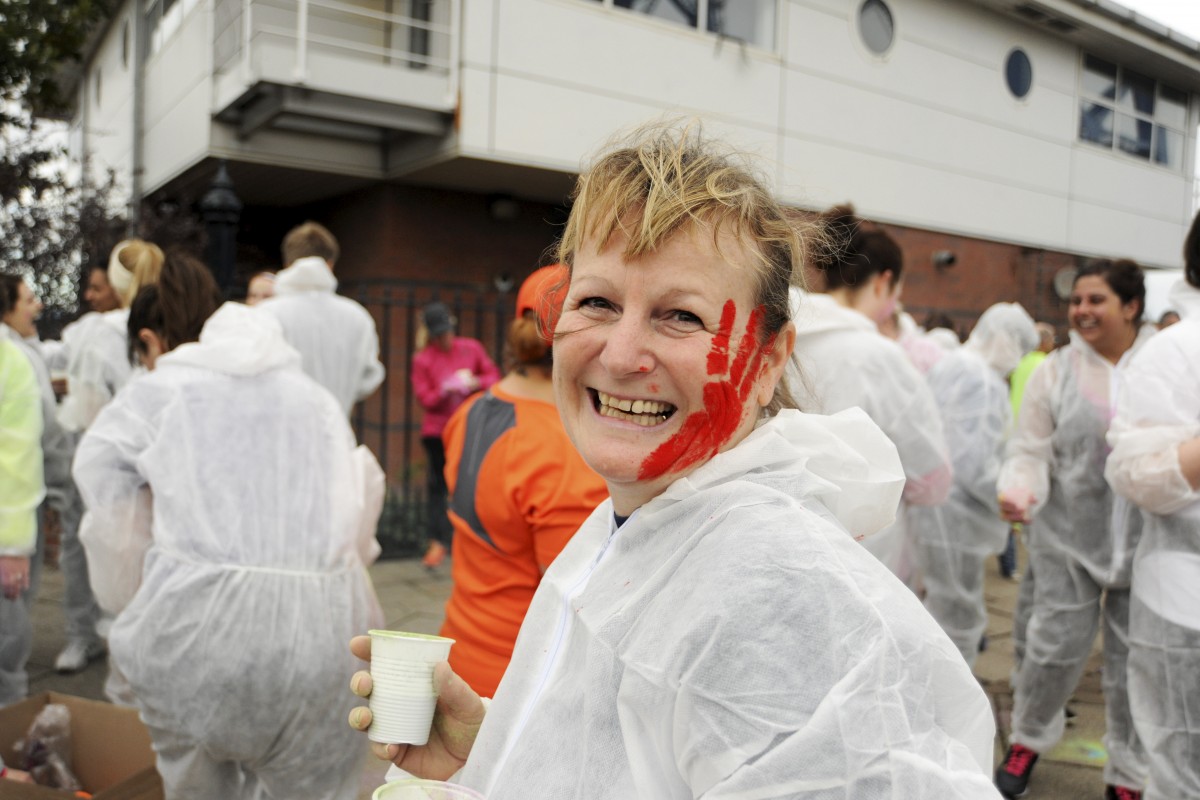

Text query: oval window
(859, 0), (894, 56)
(1006, 48), (1033, 98)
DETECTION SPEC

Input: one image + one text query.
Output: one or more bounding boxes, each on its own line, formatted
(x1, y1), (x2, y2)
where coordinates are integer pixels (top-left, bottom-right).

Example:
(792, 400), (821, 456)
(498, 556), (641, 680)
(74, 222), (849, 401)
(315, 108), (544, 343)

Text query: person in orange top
(438, 265), (608, 698)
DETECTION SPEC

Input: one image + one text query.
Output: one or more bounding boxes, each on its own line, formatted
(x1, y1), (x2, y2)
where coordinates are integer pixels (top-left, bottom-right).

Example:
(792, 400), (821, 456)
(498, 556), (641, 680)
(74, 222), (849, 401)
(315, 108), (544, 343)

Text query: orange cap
(516, 264), (569, 344)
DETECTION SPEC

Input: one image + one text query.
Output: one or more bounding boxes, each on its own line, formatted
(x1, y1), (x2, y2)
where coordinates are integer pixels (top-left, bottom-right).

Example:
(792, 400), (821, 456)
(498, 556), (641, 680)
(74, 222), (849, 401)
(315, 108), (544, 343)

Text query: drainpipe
(131, 0), (147, 230)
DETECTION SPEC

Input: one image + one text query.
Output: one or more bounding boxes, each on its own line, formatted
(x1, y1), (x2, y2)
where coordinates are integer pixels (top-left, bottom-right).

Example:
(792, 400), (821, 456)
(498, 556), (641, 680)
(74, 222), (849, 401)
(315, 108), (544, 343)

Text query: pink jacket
(411, 337), (500, 437)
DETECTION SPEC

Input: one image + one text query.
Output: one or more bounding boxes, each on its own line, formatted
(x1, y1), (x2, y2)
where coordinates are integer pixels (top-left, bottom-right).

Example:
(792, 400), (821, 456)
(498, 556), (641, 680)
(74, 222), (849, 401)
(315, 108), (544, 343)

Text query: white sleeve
(58, 331), (131, 432)
(1106, 335), (1200, 516)
(352, 444), (385, 566)
(73, 391), (155, 614)
(354, 317), (385, 403)
(998, 354), (1056, 512)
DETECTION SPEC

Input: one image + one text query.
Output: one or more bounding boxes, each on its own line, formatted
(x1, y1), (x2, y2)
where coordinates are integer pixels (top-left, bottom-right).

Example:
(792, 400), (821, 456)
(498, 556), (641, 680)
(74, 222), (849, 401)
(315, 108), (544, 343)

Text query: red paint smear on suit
(638, 300), (775, 481)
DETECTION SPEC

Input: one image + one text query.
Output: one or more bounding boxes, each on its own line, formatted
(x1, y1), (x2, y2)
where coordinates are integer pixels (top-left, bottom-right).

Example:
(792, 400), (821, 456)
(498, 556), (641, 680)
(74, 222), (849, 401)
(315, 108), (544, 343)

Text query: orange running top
(439, 385), (607, 698)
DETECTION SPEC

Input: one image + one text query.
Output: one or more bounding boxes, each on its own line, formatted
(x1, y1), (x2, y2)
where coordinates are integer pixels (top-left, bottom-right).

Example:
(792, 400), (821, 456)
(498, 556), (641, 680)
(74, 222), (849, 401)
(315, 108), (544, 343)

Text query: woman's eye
(665, 310), (704, 329)
(577, 297), (614, 313)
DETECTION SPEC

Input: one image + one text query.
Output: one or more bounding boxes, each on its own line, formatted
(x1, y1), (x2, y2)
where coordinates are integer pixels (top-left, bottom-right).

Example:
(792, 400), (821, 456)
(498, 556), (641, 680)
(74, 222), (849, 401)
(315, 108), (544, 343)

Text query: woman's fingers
(370, 742), (404, 763)
(350, 634), (372, 661)
(349, 705), (373, 731)
(350, 670), (373, 697)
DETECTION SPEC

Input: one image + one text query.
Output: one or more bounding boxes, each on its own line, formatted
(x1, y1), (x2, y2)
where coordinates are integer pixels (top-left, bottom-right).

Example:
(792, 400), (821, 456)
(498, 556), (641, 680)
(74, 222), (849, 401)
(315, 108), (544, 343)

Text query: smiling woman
(350, 120), (1003, 799)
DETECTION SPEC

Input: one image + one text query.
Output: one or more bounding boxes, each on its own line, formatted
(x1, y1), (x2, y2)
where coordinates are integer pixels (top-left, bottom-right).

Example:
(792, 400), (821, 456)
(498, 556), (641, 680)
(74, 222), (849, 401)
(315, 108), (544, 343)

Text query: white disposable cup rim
(369, 630), (455, 664)
(372, 778), (485, 800)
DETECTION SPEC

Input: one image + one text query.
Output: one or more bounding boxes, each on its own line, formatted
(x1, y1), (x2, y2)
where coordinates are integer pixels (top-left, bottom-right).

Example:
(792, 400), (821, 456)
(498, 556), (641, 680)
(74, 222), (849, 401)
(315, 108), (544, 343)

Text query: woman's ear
(137, 328), (167, 370)
(755, 322), (796, 408)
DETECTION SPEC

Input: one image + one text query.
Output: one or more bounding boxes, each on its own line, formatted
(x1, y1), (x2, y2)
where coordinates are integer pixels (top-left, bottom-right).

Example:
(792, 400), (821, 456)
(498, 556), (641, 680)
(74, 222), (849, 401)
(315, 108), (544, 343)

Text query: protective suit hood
(790, 289), (875, 340)
(655, 408), (905, 540)
(1168, 277), (1200, 319)
(964, 302), (1038, 376)
(274, 256), (338, 295)
(159, 302), (300, 376)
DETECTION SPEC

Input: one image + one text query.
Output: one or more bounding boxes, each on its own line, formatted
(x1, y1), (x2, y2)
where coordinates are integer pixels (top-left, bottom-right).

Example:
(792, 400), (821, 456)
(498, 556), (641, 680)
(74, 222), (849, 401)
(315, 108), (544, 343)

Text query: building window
(1078, 53), (1187, 171)
(858, 0), (894, 56)
(1005, 48), (1032, 99)
(604, 1), (777, 50)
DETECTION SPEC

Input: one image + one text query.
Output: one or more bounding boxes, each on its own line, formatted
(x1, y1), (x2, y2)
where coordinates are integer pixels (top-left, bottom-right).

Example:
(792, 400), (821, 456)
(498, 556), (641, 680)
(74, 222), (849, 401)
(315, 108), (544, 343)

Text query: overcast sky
(1116, 0), (1200, 41)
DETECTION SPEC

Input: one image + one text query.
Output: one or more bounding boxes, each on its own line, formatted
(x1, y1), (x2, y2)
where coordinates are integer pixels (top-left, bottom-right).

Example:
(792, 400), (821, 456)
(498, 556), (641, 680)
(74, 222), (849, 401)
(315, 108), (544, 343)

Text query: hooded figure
(788, 289), (952, 582)
(75, 302), (385, 799)
(454, 409), (998, 798)
(259, 255), (385, 415)
(1106, 272), (1200, 798)
(908, 303), (1038, 666)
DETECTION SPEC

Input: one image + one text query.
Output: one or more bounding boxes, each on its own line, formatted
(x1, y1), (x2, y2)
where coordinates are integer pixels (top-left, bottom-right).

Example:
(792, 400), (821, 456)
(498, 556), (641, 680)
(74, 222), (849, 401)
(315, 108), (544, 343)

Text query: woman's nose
(598, 315), (654, 376)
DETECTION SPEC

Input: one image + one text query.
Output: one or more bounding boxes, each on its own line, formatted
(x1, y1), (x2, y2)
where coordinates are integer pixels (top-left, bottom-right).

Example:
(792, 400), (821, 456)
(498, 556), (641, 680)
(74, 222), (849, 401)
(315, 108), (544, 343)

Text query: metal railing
(344, 277), (511, 558)
(214, 0), (458, 101)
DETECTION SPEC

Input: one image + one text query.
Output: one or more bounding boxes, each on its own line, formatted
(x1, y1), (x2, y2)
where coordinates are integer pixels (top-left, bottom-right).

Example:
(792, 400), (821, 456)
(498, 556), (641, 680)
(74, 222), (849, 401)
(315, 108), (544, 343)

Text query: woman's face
(5, 282), (43, 338)
(554, 226), (793, 514)
(245, 275), (275, 306)
(1069, 274), (1138, 353)
(84, 268), (120, 312)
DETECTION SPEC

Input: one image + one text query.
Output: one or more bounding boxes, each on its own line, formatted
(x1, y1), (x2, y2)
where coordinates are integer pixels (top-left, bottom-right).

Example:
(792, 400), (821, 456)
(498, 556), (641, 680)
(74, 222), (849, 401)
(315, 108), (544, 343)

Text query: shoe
(54, 639), (107, 674)
(1065, 704), (1077, 726)
(995, 743), (1039, 798)
(421, 541), (447, 570)
(979, 633), (989, 653)
(1105, 786), (1142, 800)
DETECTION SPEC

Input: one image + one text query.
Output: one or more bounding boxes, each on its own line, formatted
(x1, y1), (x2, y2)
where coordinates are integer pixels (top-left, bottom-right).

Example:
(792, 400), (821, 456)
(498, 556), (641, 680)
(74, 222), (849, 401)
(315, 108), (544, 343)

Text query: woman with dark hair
(75, 252), (385, 799)
(1105, 212), (1200, 800)
(996, 258), (1155, 799)
(787, 204), (952, 582)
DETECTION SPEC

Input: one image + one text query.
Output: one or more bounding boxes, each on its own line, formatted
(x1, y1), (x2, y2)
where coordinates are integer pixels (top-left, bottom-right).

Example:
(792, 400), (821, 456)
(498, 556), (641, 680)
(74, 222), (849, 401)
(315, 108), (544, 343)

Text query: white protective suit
(997, 323), (1156, 789)
(909, 304), (1037, 667)
(259, 256), (385, 414)
(75, 303), (385, 800)
(1105, 279), (1200, 800)
(57, 308), (133, 433)
(788, 290), (952, 580)
(453, 409), (1000, 799)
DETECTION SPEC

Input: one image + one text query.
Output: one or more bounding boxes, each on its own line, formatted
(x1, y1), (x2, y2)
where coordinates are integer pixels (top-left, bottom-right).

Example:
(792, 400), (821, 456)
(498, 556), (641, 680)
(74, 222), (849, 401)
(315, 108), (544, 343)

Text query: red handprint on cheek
(638, 300), (776, 480)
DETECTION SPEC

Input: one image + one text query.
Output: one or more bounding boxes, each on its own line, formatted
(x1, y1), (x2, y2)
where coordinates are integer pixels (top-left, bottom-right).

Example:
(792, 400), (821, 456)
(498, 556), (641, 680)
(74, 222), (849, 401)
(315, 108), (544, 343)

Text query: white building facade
(67, 0), (1200, 271)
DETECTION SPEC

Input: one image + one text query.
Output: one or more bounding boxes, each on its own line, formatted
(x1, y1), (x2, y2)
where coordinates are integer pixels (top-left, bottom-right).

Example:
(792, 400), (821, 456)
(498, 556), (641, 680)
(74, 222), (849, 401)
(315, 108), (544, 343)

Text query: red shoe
(422, 541), (447, 569)
(995, 743), (1039, 798)
(1105, 786), (1143, 800)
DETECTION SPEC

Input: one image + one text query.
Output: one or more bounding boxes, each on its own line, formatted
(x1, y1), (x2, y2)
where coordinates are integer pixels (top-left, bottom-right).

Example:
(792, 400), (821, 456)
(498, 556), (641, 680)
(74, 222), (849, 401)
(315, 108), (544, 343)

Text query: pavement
(27, 543), (1110, 798)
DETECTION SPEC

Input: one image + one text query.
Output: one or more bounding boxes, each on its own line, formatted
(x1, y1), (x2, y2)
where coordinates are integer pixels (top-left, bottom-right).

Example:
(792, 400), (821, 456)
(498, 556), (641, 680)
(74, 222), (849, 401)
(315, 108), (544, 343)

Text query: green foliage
(0, 131), (125, 316)
(0, 0), (114, 125)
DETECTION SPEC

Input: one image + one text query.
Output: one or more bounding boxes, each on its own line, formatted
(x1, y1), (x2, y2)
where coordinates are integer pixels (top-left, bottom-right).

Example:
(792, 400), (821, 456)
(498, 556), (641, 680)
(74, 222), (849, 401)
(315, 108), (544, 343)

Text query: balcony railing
(213, 0), (458, 137)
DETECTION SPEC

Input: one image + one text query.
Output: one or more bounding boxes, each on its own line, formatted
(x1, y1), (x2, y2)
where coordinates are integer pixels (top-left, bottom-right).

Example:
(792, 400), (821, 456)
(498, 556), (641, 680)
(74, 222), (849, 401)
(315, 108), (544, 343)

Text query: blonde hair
(557, 120), (813, 414)
(111, 239), (166, 308)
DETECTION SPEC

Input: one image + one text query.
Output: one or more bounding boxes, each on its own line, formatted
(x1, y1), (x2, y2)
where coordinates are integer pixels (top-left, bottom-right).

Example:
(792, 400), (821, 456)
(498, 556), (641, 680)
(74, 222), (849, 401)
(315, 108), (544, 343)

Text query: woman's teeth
(596, 390), (675, 426)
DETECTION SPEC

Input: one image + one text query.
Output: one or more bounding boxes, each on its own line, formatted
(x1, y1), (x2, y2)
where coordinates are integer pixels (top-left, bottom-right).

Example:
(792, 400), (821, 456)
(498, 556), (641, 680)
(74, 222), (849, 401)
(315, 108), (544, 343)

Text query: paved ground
(27, 544), (1109, 798)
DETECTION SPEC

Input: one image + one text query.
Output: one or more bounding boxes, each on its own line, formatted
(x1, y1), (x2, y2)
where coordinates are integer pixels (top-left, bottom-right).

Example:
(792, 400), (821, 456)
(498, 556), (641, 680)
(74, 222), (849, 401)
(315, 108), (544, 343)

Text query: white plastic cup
(368, 630), (454, 745)
(373, 778), (485, 800)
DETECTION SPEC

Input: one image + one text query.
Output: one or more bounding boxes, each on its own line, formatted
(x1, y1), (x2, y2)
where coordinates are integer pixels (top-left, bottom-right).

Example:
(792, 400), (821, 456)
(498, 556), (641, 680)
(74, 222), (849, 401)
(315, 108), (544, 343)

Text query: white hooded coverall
(998, 325), (1156, 789)
(909, 303), (1037, 667)
(453, 409), (1000, 799)
(259, 256), (385, 415)
(1106, 279), (1200, 800)
(788, 290), (952, 581)
(75, 304), (385, 799)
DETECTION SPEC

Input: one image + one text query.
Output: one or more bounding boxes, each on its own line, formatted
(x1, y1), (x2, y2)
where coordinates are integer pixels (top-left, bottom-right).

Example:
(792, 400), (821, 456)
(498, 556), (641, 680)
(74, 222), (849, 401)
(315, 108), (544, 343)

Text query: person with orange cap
(437, 265), (607, 697)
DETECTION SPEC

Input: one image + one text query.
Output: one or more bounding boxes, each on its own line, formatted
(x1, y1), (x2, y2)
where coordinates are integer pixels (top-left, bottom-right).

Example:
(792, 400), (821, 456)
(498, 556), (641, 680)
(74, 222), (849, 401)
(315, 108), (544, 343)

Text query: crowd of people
(0, 120), (1196, 799)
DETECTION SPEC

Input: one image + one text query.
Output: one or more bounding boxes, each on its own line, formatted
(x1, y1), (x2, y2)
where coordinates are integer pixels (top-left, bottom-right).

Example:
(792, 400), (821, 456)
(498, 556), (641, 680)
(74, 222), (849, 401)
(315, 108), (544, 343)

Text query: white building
(65, 0), (1200, 273)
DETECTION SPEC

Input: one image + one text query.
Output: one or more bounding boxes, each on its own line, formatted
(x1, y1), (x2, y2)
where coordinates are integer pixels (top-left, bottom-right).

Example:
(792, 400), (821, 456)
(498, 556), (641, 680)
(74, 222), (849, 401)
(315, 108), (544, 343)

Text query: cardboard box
(0, 692), (162, 799)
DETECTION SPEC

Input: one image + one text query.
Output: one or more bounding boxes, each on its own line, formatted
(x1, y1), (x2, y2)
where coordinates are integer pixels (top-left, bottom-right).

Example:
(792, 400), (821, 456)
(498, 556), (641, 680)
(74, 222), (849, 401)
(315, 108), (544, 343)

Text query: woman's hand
(998, 491), (1034, 524)
(0, 556), (30, 600)
(348, 635), (485, 780)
